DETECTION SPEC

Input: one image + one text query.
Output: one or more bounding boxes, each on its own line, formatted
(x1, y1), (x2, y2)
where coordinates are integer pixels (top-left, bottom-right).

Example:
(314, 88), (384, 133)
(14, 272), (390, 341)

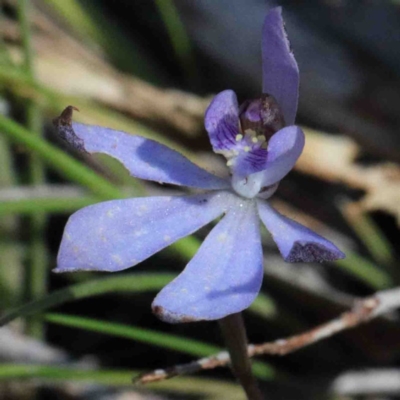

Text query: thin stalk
(0, 125), (22, 307)
(43, 0), (161, 82)
(340, 201), (395, 269)
(335, 250), (392, 289)
(219, 313), (264, 400)
(154, 0), (198, 87)
(17, 0), (47, 339)
(0, 195), (98, 215)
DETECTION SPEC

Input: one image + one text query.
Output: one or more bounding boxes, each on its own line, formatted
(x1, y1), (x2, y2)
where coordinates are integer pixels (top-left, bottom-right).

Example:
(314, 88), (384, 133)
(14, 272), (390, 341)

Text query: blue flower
(54, 8), (344, 323)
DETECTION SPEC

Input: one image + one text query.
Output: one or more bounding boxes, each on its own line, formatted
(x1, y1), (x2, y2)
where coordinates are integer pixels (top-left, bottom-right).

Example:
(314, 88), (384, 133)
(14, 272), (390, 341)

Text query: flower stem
(219, 313), (264, 400)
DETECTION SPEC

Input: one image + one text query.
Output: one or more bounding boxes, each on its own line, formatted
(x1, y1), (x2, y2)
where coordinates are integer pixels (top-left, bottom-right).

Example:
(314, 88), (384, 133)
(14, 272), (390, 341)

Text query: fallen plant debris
(298, 128), (400, 225)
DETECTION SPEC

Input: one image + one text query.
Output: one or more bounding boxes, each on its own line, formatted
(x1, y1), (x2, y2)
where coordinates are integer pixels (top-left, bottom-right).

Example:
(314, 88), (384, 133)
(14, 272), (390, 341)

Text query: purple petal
(54, 106), (228, 190)
(229, 126), (303, 184)
(152, 200), (263, 323)
(257, 201), (345, 263)
(72, 122), (229, 190)
(261, 125), (305, 186)
(55, 192), (231, 273)
(262, 7), (299, 125)
(204, 90), (240, 152)
(231, 147), (269, 177)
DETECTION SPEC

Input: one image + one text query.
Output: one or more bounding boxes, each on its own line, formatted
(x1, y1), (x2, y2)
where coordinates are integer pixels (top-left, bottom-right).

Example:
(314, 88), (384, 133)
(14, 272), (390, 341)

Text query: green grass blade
(0, 364), (134, 383)
(45, 312), (220, 356)
(334, 250), (392, 289)
(0, 195), (98, 215)
(0, 364), (242, 399)
(155, 0), (198, 85)
(43, 0), (161, 82)
(340, 202), (395, 267)
(17, 0), (48, 338)
(0, 125), (23, 307)
(17, 0), (34, 76)
(0, 271), (276, 327)
(250, 292), (277, 318)
(45, 313), (274, 380)
(0, 273), (174, 327)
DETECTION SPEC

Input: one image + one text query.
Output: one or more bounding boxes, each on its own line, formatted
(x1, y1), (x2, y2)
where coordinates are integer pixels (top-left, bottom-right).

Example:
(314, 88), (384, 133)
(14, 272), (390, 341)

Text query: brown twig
(134, 287), (400, 384)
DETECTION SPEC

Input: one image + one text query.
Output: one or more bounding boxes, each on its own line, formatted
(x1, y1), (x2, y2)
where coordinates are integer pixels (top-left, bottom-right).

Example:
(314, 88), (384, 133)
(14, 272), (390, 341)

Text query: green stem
(219, 313), (264, 400)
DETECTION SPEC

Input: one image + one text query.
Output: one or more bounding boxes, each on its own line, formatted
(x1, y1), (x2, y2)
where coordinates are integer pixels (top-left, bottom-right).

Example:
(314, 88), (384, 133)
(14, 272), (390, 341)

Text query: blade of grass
(46, 312), (220, 356)
(0, 272), (276, 327)
(249, 292), (277, 319)
(0, 114), (23, 307)
(0, 273), (174, 327)
(45, 312), (274, 380)
(334, 249), (392, 289)
(0, 364), (242, 399)
(154, 0), (198, 86)
(0, 195), (98, 215)
(340, 201), (395, 268)
(0, 364), (133, 383)
(0, 9), (13, 67)
(17, 0), (48, 339)
(42, 0), (162, 82)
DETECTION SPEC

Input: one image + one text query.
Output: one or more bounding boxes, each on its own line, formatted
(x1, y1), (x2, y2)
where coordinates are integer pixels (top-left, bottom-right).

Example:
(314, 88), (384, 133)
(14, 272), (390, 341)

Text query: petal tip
(52, 266), (73, 273)
(262, 6), (299, 126)
(285, 241), (345, 263)
(204, 90), (239, 152)
(267, 6), (283, 18)
(53, 106), (86, 152)
(151, 304), (200, 324)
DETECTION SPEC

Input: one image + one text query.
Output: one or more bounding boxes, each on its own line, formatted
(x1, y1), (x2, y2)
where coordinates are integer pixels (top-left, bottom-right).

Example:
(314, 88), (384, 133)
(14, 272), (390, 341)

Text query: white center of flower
(231, 172), (279, 199)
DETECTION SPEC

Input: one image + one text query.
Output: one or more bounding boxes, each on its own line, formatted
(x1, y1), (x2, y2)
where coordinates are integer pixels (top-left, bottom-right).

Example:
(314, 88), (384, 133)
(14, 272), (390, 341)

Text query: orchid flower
(54, 8), (344, 324)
